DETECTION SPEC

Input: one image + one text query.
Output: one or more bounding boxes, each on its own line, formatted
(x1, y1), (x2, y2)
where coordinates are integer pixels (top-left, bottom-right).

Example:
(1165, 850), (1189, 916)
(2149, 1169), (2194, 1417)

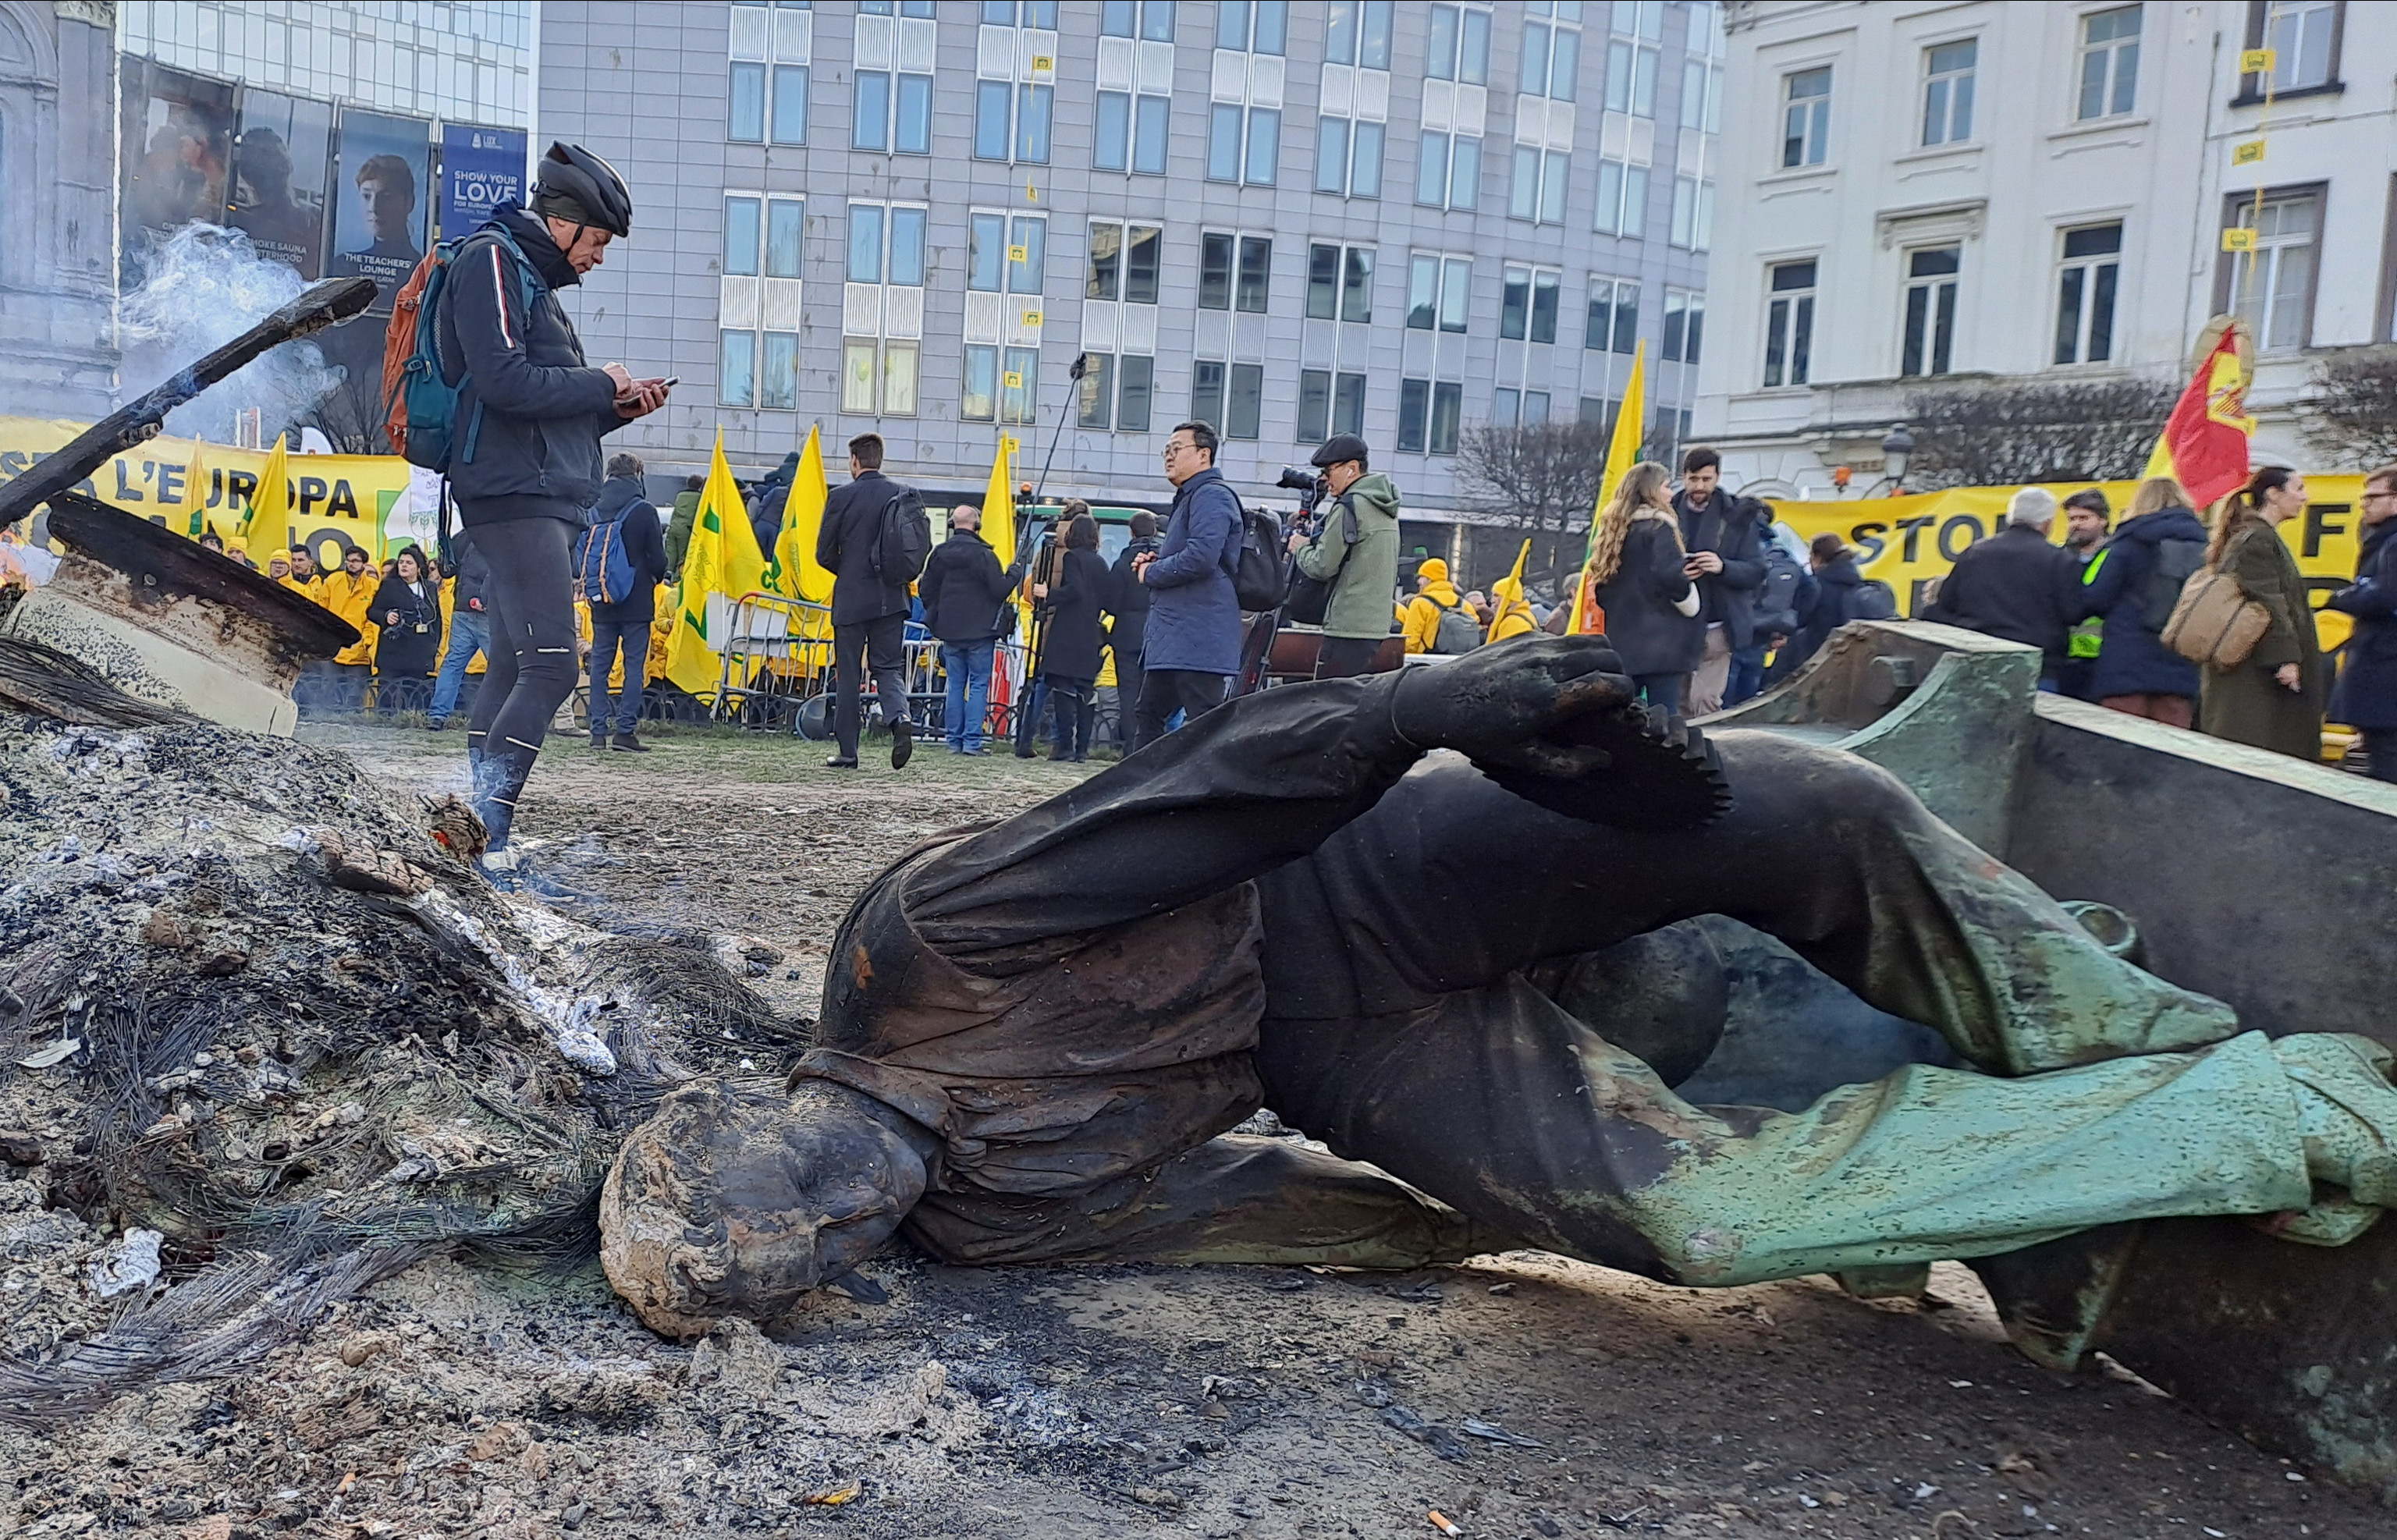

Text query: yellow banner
(0, 416), (425, 566)
(1767, 478), (2370, 646)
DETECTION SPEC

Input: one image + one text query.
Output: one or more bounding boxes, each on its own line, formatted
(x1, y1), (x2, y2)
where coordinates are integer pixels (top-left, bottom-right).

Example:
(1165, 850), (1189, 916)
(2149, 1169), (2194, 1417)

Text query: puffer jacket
(1294, 473), (1402, 640)
(437, 202), (625, 526)
(2075, 507), (2207, 701)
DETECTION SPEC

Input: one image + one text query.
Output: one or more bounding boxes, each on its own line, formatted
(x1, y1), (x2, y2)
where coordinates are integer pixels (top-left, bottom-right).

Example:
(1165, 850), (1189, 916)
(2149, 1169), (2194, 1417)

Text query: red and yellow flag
(2143, 318), (2253, 509)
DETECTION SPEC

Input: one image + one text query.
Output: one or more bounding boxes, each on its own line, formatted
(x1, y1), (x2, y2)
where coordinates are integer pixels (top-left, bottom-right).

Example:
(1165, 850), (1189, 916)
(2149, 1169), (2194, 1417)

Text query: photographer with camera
(1282, 434), (1401, 679)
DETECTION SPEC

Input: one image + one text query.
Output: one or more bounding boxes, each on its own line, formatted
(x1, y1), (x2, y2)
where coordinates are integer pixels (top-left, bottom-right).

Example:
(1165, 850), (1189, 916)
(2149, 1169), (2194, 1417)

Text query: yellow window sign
(1007, 244), (1028, 262)
(1004, 371), (1024, 389)
(1032, 53), (1055, 73)
(2232, 140), (2267, 165)
(2221, 227), (2257, 253)
(1021, 309), (1043, 327)
(2239, 47), (2277, 75)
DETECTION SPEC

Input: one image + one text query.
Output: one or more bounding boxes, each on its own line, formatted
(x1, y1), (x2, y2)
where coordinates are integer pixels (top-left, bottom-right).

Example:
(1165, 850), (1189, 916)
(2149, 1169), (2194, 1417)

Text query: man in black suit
(815, 433), (916, 770)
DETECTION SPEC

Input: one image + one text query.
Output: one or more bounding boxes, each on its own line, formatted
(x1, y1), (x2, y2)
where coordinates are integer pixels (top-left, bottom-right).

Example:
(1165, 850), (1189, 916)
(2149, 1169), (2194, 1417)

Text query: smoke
(116, 224), (346, 444)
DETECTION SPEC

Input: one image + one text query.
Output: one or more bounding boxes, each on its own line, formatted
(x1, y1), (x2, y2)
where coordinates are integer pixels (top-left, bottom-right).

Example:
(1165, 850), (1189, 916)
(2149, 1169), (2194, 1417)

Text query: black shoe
(590, 736), (608, 750)
(825, 755), (859, 769)
(890, 716), (914, 769)
(610, 733), (651, 753)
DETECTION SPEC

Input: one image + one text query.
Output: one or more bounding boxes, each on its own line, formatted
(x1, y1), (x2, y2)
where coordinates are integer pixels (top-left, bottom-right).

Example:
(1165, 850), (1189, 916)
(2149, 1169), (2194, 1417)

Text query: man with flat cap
(1286, 431), (1401, 680)
(600, 636), (2397, 1340)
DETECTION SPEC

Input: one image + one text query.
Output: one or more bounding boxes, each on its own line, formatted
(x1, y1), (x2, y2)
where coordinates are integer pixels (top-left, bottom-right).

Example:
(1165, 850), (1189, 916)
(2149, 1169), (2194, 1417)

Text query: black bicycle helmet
(531, 141), (633, 238)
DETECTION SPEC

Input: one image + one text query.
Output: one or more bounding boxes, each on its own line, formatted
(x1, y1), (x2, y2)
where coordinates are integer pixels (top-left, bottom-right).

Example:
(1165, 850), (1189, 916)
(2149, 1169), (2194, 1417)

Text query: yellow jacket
(1402, 579), (1465, 654)
(647, 584), (674, 683)
(318, 568), (378, 666)
(1486, 595), (1539, 642)
(276, 573), (321, 603)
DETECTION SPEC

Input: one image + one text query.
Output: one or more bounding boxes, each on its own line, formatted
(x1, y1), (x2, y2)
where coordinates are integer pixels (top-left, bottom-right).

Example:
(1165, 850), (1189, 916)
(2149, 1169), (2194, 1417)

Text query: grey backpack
(1430, 598), (1482, 655)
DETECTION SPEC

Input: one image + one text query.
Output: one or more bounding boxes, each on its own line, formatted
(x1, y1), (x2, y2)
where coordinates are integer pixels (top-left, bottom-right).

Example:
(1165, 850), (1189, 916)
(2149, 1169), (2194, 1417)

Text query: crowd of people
(1919, 463), (2393, 779)
(197, 418), (2397, 822)
(85, 134), (2393, 889)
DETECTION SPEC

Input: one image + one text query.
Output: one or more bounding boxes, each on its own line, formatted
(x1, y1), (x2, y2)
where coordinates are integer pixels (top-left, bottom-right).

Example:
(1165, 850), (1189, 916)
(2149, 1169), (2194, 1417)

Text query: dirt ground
(3, 719), (2386, 1540)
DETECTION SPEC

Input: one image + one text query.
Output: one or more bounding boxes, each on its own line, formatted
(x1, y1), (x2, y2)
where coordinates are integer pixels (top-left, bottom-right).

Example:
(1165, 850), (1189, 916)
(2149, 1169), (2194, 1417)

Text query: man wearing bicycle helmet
(439, 141), (669, 883)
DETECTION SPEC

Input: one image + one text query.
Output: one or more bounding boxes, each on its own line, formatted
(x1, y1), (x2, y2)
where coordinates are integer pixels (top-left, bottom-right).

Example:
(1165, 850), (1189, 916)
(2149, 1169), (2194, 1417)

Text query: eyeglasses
(1160, 442), (1191, 461)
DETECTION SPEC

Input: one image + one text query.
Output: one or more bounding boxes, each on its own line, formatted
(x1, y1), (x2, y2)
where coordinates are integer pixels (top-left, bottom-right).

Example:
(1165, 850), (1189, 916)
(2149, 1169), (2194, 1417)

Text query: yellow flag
(981, 431), (1021, 571)
(1496, 538), (1531, 598)
(183, 435), (213, 538)
(665, 431), (769, 699)
(1570, 342), (1648, 633)
(243, 434), (289, 550)
(768, 424), (835, 604)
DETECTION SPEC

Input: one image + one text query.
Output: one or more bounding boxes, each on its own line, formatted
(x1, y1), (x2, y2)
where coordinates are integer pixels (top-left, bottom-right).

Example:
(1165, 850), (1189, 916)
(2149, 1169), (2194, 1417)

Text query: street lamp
(1880, 423), (1916, 494)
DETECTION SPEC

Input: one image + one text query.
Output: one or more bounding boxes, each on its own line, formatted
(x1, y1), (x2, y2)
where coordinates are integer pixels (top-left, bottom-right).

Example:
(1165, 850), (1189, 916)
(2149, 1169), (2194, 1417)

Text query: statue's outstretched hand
(1389, 635), (1636, 779)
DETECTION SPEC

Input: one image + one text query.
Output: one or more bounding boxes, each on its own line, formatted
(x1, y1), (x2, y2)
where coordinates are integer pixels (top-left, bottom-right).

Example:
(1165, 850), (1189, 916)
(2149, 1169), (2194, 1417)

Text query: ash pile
(0, 672), (808, 1426)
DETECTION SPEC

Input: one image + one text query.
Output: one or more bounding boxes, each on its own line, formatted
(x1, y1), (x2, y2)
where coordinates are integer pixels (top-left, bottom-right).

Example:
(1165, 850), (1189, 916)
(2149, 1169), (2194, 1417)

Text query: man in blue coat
(1131, 420), (1244, 750)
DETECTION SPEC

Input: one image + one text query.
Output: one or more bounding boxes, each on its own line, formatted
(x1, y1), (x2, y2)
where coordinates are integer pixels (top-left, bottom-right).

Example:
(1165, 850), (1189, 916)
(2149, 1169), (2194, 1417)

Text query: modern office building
(118, 0), (534, 127)
(539, 0), (1723, 577)
(112, 1), (536, 446)
(1696, 0), (2397, 498)
(0, 1), (119, 421)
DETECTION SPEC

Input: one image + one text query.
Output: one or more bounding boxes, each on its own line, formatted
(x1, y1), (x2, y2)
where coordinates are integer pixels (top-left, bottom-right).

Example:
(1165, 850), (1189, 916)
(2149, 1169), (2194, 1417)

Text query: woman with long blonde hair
(2197, 464), (2324, 760)
(1581, 460), (1703, 710)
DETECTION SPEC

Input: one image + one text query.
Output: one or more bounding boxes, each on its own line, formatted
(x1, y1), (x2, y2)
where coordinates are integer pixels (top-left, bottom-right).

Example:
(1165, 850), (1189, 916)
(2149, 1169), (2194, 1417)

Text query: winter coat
(1919, 523), (2077, 664)
(1485, 591), (1539, 643)
(816, 470), (915, 626)
(2329, 518), (2397, 730)
(371, 574), (440, 676)
(665, 490), (701, 578)
(587, 474), (669, 626)
(1039, 548), (1110, 682)
(2073, 507), (2207, 701)
(747, 451), (801, 554)
(919, 528), (1016, 644)
(1401, 574), (1466, 655)
(1594, 516), (1703, 676)
(1293, 473), (1402, 640)
(1671, 489), (1767, 648)
(1105, 535), (1160, 662)
(320, 566), (378, 666)
(1783, 556), (1868, 672)
(1140, 466), (1242, 675)
(2200, 514), (2325, 761)
(436, 203), (626, 527)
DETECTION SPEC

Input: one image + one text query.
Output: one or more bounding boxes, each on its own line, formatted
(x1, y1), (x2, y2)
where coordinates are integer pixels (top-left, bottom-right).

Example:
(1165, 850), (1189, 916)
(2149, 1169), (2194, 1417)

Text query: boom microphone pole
(1032, 353), (1089, 502)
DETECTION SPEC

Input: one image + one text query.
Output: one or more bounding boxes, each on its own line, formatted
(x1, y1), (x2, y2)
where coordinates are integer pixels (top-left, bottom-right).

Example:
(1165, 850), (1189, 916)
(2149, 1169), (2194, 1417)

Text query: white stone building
(1696, 0), (2394, 498)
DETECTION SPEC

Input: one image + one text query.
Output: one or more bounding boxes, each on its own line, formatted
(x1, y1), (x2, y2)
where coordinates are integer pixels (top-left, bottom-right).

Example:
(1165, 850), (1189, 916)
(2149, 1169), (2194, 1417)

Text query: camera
(1276, 465), (1328, 516)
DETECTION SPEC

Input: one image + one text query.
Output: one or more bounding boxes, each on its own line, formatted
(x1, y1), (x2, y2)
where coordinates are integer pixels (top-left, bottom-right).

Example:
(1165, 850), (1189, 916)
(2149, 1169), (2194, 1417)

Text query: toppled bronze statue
(598, 637), (2397, 1339)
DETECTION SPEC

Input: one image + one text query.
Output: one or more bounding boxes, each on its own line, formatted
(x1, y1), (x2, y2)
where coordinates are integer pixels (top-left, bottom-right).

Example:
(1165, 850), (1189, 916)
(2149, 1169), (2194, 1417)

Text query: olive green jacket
(1294, 473), (1402, 640)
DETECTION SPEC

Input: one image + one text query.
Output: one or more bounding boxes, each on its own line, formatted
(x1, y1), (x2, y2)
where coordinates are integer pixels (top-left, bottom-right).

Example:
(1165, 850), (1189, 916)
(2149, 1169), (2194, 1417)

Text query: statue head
(600, 1077), (933, 1338)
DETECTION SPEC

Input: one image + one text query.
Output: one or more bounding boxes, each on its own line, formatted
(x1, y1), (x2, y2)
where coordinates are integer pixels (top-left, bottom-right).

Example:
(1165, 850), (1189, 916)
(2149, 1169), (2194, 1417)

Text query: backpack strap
(446, 228), (549, 467)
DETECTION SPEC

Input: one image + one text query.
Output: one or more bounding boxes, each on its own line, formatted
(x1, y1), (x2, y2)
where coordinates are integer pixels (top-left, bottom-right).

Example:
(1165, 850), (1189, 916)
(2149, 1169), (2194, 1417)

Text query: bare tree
(1452, 419), (1611, 593)
(2305, 347), (2397, 469)
(1901, 378), (2179, 490)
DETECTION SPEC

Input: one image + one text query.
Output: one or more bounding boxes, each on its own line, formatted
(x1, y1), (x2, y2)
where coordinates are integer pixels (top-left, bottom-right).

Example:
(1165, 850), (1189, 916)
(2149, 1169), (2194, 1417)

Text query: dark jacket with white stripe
(437, 202), (625, 527)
